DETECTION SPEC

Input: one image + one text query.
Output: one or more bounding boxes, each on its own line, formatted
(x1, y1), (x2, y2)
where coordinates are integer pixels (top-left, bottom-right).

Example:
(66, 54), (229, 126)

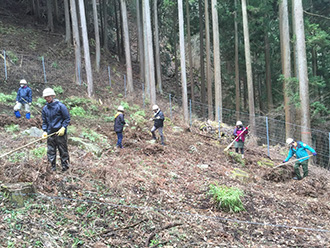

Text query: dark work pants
(294, 160), (308, 179)
(47, 134), (70, 170)
(116, 132), (123, 148)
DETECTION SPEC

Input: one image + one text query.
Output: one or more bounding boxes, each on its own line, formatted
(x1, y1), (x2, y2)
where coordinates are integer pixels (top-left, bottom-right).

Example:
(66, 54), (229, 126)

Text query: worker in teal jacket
(283, 138), (317, 180)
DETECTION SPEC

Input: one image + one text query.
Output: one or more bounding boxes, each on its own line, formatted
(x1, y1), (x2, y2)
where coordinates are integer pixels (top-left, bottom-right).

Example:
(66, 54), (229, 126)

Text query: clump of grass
(31, 147), (47, 159)
(4, 124), (20, 133)
(70, 106), (86, 117)
(81, 128), (107, 143)
(209, 184), (245, 212)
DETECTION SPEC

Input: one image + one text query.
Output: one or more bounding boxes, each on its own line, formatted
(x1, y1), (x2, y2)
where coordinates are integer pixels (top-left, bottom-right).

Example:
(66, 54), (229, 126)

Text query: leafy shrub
(0, 91), (16, 103)
(130, 110), (146, 125)
(81, 128), (106, 143)
(35, 97), (46, 107)
(6, 51), (18, 64)
(5, 124), (20, 133)
(209, 184), (245, 212)
(104, 116), (115, 122)
(70, 106), (86, 117)
(53, 85), (63, 94)
(64, 96), (91, 108)
(31, 147), (47, 158)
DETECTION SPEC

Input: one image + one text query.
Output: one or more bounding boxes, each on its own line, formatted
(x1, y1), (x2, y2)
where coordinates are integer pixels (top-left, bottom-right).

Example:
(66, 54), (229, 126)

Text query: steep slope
(1, 9), (330, 248)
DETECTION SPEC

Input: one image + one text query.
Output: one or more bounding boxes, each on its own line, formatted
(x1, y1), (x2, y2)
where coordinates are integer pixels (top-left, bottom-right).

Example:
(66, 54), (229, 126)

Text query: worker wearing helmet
(233, 121), (248, 158)
(41, 88), (71, 172)
(283, 138), (317, 180)
(114, 105), (126, 148)
(150, 104), (165, 145)
(14, 79), (32, 119)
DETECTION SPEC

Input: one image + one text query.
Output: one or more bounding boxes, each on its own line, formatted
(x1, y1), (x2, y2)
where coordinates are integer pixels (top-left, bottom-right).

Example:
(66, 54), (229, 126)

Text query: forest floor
(0, 5), (330, 248)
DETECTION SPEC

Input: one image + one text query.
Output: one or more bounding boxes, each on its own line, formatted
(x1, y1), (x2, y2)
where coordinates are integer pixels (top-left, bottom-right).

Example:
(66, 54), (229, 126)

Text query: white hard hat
(236, 121), (243, 126)
(43, 88), (56, 97)
(20, 79), (27, 85)
(117, 105), (124, 112)
(286, 138), (294, 145)
(152, 105), (159, 111)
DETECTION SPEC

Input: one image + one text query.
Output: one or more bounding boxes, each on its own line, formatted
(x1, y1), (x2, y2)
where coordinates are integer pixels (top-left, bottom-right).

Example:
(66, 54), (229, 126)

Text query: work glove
(282, 160), (287, 163)
(16, 101), (19, 104)
(29, 103), (32, 105)
(42, 132), (48, 139)
(312, 152), (317, 156)
(56, 127), (66, 136)
(156, 116), (161, 119)
(149, 118), (153, 121)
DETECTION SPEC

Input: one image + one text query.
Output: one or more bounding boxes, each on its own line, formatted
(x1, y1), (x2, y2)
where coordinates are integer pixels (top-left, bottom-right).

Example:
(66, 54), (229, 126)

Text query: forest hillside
(1, 2), (330, 248)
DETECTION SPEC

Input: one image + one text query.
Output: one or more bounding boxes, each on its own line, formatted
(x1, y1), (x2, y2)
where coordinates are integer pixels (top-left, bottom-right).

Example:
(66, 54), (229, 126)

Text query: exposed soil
(1, 4), (330, 247)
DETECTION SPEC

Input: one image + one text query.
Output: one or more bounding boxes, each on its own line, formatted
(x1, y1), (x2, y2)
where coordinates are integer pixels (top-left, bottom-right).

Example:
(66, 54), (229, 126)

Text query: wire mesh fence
(167, 96), (329, 170)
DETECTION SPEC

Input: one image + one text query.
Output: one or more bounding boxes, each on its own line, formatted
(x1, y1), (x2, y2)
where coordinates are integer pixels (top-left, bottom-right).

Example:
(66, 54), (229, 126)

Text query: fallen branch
(145, 222), (182, 247)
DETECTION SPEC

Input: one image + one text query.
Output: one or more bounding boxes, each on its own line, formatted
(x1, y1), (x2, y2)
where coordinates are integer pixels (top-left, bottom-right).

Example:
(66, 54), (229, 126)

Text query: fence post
(142, 83), (145, 109)
(266, 116), (270, 157)
(218, 106), (221, 139)
(189, 99), (192, 127)
(108, 66), (111, 87)
(169, 93), (172, 120)
(3, 50), (7, 80)
(42, 56), (47, 83)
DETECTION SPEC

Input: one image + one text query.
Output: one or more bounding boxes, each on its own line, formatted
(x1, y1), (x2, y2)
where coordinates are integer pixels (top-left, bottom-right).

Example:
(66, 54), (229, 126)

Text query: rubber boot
(25, 113), (31, 119)
(51, 162), (56, 171)
(15, 110), (21, 118)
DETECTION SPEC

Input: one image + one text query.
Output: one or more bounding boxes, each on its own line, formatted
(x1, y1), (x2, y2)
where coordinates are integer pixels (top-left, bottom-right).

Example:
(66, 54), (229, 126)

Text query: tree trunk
(54, 0), (59, 22)
(143, 0), (156, 104)
(142, 0), (150, 99)
(211, 0), (222, 122)
(120, 0), (134, 92)
(293, 0), (311, 145)
(114, 0), (121, 60)
(264, 32), (273, 111)
(46, 0), (54, 32)
(119, 0), (125, 62)
(279, 0), (293, 139)
(178, 0), (189, 124)
(92, 0), (101, 72)
(205, 0), (213, 120)
(153, 0), (163, 94)
(64, 0), (71, 45)
(241, 0), (256, 134)
(234, 0), (240, 120)
(69, 0), (82, 85)
(199, 0), (206, 117)
(186, 0), (194, 110)
(103, 0), (109, 51)
(78, 0), (94, 97)
(137, 0), (144, 83)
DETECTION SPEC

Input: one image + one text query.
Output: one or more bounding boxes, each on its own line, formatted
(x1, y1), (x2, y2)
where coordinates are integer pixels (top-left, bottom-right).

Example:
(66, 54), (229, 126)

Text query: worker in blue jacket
(283, 138), (317, 180)
(14, 79), (32, 119)
(41, 88), (71, 172)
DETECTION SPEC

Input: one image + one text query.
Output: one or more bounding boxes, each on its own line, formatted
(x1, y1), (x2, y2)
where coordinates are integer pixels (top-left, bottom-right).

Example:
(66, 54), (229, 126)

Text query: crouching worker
(233, 121), (248, 158)
(283, 138), (317, 180)
(14, 79), (32, 119)
(41, 88), (71, 172)
(150, 105), (165, 145)
(114, 105), (126, 148)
